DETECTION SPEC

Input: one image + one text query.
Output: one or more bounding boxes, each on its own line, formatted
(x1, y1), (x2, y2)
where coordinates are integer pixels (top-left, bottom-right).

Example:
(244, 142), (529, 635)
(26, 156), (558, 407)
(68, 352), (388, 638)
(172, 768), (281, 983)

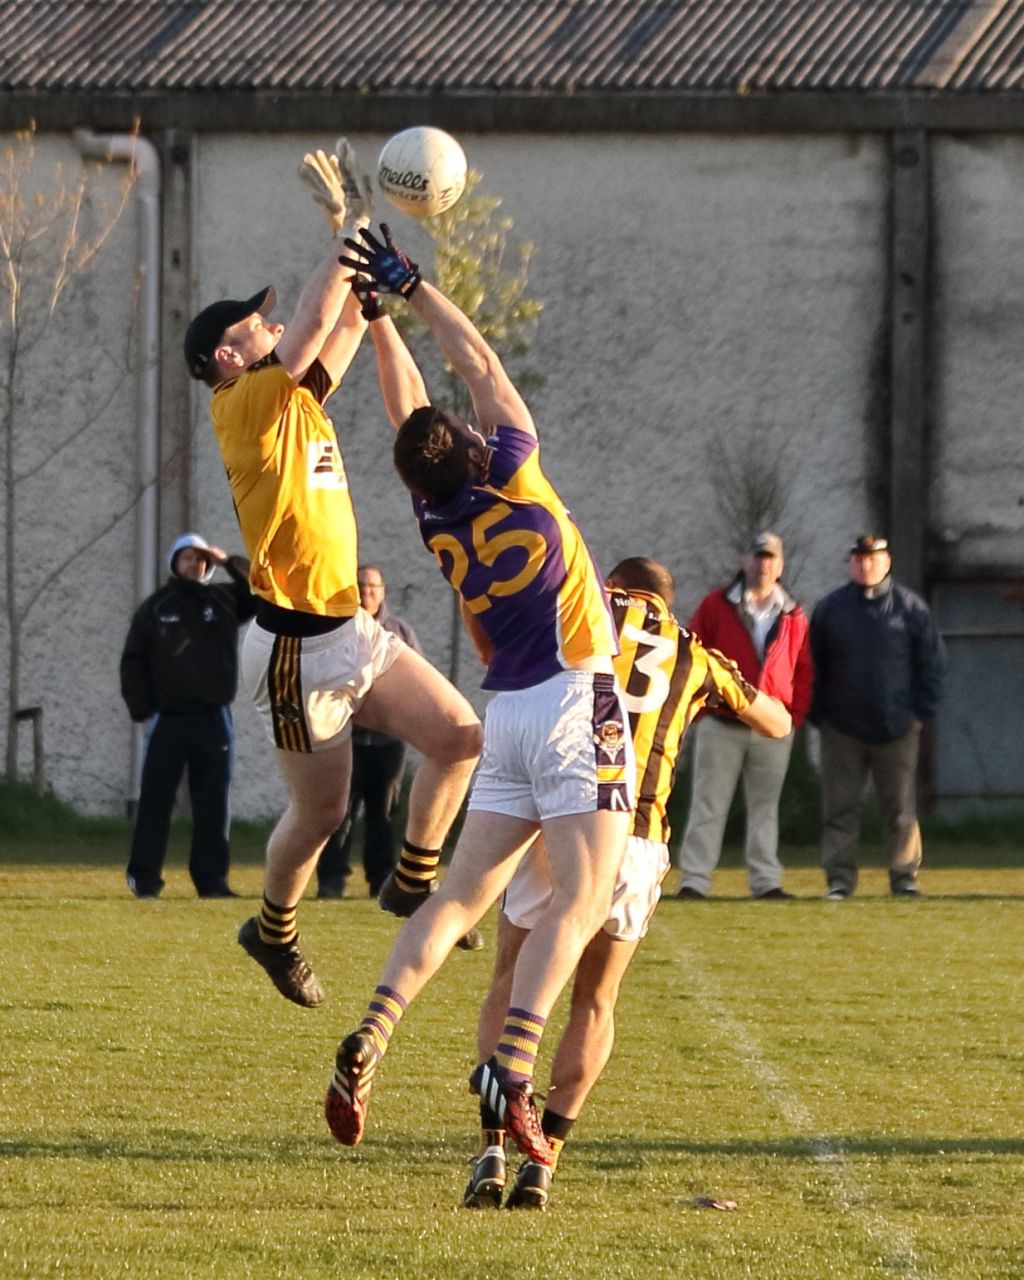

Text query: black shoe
(237, 916), (324, 1008)
(197, 883), (239, 898)
(316, 883), (346, 900)
(456, 926), (485, 952)
(892, 883), (922, 897)
(463, 1145), (507, 1209)
(126, 873), (161, 899)
(825, 885), (849, 900)
(506, 1160), (553, 1211)
(676, 886), (707, 900)
(377, 870), (437, 918)
(754, 887), (794, 900)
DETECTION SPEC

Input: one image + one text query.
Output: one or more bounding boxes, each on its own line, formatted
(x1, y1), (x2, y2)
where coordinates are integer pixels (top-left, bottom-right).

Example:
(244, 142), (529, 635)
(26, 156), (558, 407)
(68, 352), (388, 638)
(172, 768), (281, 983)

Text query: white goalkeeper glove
(299, 147), (350, 236)
(334, 137), (374, 232)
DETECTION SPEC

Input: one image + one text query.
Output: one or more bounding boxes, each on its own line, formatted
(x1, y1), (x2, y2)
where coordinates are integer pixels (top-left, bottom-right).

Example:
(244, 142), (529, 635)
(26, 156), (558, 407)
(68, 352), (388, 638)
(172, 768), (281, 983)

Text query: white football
(378, 126), (468, 218)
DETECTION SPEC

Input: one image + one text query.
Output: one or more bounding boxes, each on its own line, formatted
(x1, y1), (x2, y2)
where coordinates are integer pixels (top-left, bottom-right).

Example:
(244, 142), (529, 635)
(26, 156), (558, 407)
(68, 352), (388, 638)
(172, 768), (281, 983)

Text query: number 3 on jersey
(618, 622), (676, 715)
(428, 502), (547, 614)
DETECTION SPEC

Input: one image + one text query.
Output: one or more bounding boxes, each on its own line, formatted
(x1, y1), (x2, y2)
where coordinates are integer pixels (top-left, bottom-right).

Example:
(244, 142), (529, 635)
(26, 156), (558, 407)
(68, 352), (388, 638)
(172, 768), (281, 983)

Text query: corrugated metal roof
(2, 1), (1024, 94)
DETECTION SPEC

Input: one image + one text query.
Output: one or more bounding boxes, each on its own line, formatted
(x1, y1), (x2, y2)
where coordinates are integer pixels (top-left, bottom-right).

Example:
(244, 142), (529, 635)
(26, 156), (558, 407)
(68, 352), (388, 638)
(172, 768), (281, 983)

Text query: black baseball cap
(184, 286), (276, 380)
(849, 534), (889, 555)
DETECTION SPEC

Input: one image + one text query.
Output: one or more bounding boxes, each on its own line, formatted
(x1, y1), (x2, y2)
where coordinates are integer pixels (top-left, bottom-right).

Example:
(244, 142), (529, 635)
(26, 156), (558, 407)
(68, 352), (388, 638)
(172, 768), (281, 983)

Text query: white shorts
(468, 670), (635, 822)
(503, 835), (670, 942)
(241, 610), (404, 752)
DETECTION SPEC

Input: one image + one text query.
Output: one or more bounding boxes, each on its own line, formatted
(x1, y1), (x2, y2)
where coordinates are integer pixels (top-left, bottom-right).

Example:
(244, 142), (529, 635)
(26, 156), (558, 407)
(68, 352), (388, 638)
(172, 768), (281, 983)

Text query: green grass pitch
(1, 855), (1022, 1280)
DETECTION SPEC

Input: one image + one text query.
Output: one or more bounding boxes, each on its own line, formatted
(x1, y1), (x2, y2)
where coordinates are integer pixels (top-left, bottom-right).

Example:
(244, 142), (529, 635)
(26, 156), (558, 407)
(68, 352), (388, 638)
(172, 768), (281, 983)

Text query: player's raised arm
(351, 276), (431, 428)
(407, 281), (534, 438)
(275, 143), (367, 383)
(339, 223), (536, 437)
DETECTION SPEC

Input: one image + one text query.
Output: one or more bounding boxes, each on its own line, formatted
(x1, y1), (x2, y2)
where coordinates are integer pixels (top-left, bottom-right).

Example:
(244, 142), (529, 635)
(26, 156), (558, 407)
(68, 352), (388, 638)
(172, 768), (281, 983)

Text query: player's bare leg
(467, 907), (638, 1208)
(326, 811), (537, 1147)
(356, 646), (481, 845)
(356, 646), (482, 942)
(238, 742), (352, 1008)
(506, 931), (637, 1209)
(476, 914), (526, 1061)
(265, 743), (353, 902)
(505, 809), (630, 1026)
(468, 809), (629, 1163)
(547, 930), (639, 1118)
(464, 915), (526, 1207)
(369, 812), (537, 989)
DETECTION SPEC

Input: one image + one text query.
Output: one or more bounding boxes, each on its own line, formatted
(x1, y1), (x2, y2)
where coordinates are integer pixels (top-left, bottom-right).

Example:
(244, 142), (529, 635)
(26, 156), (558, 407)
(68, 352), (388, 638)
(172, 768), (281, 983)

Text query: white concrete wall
(1, 129), (904, 816)
(932, 136), (1024, 572)
(0, 133), (142, 812)
(191, 131), (887, 818)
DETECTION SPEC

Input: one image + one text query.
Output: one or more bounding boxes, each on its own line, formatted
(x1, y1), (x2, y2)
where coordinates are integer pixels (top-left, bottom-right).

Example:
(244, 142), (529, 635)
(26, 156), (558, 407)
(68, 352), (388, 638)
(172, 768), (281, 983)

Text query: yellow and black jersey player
(182, 138), (482, 1011)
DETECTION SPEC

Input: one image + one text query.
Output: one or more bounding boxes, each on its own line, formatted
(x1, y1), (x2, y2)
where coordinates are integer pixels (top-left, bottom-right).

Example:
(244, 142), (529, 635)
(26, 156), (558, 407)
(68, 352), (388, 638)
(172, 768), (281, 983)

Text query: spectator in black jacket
(120, 533), (257, 898)
(809, 535), (947, 899)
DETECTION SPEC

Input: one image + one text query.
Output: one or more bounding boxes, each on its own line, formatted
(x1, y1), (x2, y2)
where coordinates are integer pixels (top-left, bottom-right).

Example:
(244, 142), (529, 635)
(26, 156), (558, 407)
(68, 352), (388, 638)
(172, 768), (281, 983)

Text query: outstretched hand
(299, 148), (349, 234)
(335, 137), (373, 230)
(338, 224), (421, 299)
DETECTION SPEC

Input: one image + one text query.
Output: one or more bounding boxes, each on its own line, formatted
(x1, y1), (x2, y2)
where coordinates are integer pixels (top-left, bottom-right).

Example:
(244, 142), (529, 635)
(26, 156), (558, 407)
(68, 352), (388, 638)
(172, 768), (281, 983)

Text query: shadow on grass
(4, 1133), (1023, 1165)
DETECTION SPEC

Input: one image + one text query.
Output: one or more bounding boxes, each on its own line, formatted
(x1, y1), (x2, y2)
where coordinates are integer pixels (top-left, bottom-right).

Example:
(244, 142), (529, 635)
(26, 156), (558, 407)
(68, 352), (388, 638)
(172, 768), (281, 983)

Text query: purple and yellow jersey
(211, 357), (359, 617)
(413, 426), (617, 691)
(610, 588), (757, 844)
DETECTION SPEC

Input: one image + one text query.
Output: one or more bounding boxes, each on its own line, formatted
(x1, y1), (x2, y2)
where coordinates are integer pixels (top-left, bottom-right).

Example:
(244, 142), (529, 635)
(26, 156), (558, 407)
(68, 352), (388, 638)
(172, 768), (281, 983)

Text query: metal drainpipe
(72, 130), (161, 815)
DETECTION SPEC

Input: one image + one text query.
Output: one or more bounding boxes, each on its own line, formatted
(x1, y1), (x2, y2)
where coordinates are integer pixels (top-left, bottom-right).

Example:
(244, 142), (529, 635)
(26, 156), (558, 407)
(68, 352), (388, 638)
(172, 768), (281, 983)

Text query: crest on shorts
(594, 718), (626, 766)
(273, 700), (302, 726)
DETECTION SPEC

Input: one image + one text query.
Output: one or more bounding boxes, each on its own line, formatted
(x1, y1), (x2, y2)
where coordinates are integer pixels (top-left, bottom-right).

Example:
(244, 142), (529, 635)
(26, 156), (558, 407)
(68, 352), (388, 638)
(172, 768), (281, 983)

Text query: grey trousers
(819, 722), (923, 894)
(677, 717), (794, 896)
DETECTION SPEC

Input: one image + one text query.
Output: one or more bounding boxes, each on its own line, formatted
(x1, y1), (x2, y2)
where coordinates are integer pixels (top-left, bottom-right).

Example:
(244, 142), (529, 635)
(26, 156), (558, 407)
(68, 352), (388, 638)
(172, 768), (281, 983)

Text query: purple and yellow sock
(495, 1008), (547, 1084)
(258, 896), (297, 947)
(395, 841), (440, 895)
(360, 985), (408, 1056)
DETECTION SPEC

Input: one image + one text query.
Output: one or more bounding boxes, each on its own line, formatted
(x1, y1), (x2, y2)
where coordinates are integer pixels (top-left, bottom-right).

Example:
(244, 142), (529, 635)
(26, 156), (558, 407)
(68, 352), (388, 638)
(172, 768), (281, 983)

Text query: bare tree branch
(1, 122), (139, 778)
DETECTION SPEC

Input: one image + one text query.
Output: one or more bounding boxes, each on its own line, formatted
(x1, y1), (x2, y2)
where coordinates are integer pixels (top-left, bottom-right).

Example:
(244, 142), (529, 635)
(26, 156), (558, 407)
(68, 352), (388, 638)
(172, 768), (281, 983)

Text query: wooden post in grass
(14, 704), (43, 792)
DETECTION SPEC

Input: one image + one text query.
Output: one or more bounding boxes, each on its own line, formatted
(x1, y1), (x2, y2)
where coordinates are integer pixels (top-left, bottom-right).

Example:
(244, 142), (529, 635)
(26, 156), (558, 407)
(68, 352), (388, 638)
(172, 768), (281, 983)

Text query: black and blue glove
(351, 275), (385, 322)
(338, 224), (421, 300)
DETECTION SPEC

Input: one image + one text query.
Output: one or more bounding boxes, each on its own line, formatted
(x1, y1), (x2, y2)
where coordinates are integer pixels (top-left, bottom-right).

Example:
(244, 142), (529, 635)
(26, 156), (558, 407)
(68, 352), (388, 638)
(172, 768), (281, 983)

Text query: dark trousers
(126, 708), (233, 895)
(820, 722), (923, 894)
(318, 740), (406, 894)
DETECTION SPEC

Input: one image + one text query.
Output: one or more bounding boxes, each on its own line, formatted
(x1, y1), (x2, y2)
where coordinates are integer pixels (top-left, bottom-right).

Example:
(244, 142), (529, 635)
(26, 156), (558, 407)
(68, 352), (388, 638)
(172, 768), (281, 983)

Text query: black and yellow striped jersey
(609, 588), (758, 844)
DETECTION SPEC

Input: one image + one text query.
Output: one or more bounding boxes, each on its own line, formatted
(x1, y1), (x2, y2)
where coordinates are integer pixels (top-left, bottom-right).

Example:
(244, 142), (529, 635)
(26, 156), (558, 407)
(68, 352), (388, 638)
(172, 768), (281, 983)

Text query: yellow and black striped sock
(258, 896), (297, 947)
(360, 985), (408, 1056)
(395, 841), (440, 895)
(495, 1007), (547, 1082)
(540, 1109), (575, 1173)
(479, 1127), (506, 1154)
(478, 1101), (505, 1152)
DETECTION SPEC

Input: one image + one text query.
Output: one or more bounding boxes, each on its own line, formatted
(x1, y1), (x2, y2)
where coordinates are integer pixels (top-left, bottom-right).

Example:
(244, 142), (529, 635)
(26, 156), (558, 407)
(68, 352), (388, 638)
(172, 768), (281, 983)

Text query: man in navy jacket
(809, 535), (946, 899)
(120, 533), (256, 898)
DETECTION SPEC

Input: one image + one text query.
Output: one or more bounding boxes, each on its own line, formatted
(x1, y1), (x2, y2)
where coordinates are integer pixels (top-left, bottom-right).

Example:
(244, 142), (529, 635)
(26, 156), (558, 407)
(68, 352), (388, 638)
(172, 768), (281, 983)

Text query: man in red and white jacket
(676, 532), (812, 899)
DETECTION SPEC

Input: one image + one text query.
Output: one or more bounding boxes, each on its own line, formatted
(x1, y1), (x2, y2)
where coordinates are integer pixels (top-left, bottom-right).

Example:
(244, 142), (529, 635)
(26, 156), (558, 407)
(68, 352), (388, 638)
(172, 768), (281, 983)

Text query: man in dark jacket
(677, 532), (812, 899)
(809, 534), (946, 899)
(120, 533), (257, 898)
